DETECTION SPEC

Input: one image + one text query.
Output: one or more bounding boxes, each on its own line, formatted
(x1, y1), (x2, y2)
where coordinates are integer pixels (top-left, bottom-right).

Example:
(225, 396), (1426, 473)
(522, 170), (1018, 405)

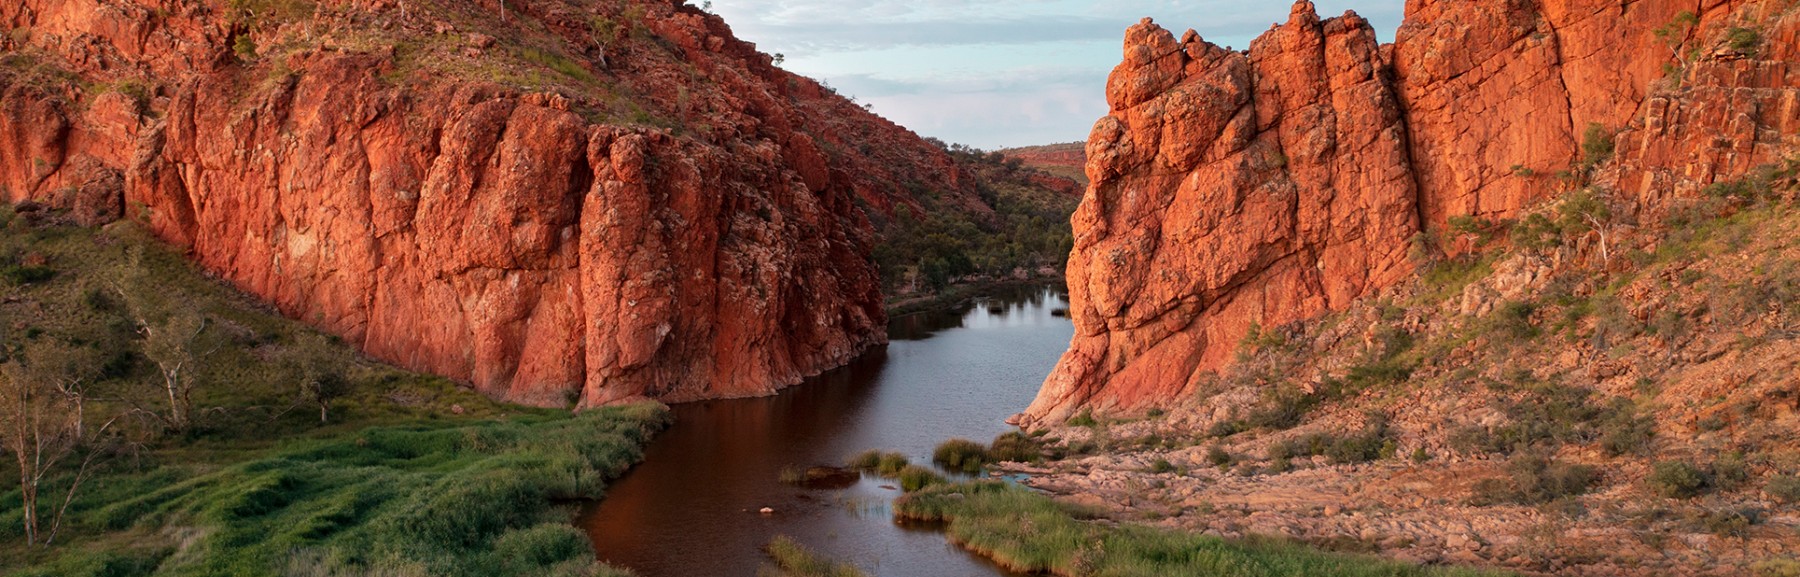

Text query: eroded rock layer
(1026, 0), (1800, 423)
(1, 0), (979, 406)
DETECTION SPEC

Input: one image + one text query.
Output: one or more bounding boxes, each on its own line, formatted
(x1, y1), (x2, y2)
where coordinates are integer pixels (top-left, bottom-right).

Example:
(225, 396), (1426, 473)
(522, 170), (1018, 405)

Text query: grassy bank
(4, 405), (666, 577)
(0, 209), (665, 576)
(894, 481), (1517, 577)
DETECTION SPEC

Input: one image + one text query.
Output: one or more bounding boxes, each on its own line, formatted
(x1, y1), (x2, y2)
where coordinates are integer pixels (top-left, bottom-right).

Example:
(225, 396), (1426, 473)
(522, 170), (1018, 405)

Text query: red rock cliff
(1025, 0), (1799, 423)
(0, 0), (982, 406)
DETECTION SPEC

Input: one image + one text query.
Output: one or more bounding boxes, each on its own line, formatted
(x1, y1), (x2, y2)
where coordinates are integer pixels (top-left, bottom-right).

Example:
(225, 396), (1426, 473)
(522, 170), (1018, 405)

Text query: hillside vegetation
(0, 205), (666, 576)
(1000, 157), (1800, 576)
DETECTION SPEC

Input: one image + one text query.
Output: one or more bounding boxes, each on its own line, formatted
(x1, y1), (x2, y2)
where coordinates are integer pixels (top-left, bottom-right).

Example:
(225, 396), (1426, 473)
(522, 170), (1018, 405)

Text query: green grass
(0, 215), (664, 576)
(894, 481), (1516, 577)
(2, 404), (667, 577)
(761, 535), (868, 577)
(933, 439), (988, 474)
(847, 451), (910, 477)
(1418, 256), (1494, 304)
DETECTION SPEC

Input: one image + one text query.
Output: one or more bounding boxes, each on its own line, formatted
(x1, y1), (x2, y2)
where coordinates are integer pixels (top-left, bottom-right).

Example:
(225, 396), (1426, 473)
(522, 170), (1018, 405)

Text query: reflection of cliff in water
(581, 287), (1072, 577)
(889, 283), (1068, 340)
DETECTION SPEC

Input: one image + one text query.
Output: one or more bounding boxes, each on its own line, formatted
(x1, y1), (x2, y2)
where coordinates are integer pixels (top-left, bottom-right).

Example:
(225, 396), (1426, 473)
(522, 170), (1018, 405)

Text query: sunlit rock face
(1024, 0), (1800, 425)
(0, 0), (996, 406)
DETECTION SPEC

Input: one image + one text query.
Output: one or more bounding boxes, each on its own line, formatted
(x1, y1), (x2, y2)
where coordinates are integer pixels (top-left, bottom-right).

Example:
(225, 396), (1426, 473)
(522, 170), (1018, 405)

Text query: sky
(703, 0), (1406, 150)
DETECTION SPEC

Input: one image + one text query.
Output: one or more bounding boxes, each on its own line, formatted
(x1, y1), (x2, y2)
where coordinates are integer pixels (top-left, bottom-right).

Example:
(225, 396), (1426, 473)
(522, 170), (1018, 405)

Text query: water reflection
(579, 285), (1072, 577)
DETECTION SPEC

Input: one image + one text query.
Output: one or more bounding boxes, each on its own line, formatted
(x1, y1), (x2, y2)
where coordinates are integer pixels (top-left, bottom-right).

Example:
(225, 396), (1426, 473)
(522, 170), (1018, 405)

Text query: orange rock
(1023, 0), (1799, 425)
(0, 0), (980, 406)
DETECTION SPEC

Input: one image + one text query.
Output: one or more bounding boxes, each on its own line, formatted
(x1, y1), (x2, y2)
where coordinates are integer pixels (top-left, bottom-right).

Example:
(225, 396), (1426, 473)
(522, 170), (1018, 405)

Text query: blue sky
(705, 1), (1405, 150)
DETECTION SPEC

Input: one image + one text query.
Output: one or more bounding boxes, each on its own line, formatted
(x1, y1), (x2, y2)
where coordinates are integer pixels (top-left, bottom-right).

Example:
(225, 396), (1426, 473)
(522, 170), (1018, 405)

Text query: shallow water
(578, 285), (1073, 576)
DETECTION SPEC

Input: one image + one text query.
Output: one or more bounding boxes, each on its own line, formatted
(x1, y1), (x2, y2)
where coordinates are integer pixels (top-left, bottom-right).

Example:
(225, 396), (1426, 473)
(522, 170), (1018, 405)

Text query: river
(578, 285), (1073, 576)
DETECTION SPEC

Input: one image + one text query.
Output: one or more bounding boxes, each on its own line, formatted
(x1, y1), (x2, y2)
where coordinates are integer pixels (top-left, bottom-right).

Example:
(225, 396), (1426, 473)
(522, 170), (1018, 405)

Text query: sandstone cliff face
(0, 0), (978, 405)
(1026, 0), (1800, 423)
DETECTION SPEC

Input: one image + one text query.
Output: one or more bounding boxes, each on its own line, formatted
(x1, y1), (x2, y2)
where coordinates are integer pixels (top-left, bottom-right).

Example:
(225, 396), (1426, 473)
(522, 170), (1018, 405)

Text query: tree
(111, 249), (215, 432)
(1558, 188), (1619, 266)
(287, 334), (350, 423)
(0, 355), (118, 546)
(16, 340), (102, 441)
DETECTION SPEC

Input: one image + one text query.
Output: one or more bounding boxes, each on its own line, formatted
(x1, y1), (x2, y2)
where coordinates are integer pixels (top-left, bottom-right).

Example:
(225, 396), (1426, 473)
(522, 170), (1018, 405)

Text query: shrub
(233, 34), (258, 62)
(1511, 213), (1561, 251)
(1580, 123), (1616, 168)
(1206, 446), (1233, 469)
(1767, 474), (1800, 504)
(1448, 215), (1498, 243)
(1065, 409), (1098, 427)
(1598, 398), (1656, 456)
(1, 264), (55, 284)
(1472, 452), (1598, 505)
(1275, 416), (1392, 466)
(933, 439), (988, 474)
(1648, 460), (1710, 498)
(1698, 507), (1761, 538)
(1485, 300), (1541, 341)
(1727, 27), (1761, 56)
(1756, 558), (1800, 577)
(1149, 458), (1177, 474)
(1246, 383), (1324, 430)
(1455, 379), (1605, 455)
(1713, 453), (1751, 491)
(1208, 419), (1248, 438)
(987, 431), (1042, 463)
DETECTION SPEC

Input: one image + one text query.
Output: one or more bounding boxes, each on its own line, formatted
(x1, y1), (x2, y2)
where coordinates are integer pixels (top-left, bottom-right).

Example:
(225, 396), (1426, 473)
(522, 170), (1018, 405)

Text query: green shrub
(1698, 507), (1761, 538)
(933, 438), (988, 474)
(1471, 452), (1598, 506)
(1, 264), (55, 284)
(1598, 398), (1656, 456)
(1065, 409), (1098, 427)
(1713, 453), (1752, 491)
(1276, 417), (1392, 466)
(1149, 458), (1177, 474)
(1206, 446), (1233, 469)
(1448, 215), (1498, 243)
(1580, 123), (1616, 168)
(1453, 379), (1608, 455)
(1511, 213), (1561, 251)
(1767, 474), (1800, 504)
(1756, 558), (1800, 577)
(1246, 383), (1317, 430)
(1648, 460), (1710, 498)
(233, 34), (258, 62)
(987, 431), (1042, 463)
(1727, 27), (1761, 56)
(1208, 419), (1249, 438)
(1485, 300), (1541, 341)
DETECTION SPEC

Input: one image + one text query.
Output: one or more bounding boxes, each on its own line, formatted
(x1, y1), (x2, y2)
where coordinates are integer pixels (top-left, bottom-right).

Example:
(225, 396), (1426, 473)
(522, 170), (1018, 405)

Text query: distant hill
(999, 142), (1088, 188)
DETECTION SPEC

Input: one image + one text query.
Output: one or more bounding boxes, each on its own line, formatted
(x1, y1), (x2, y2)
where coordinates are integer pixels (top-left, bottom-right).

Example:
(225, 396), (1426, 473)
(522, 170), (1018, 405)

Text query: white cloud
(700, 0), (1406, 149)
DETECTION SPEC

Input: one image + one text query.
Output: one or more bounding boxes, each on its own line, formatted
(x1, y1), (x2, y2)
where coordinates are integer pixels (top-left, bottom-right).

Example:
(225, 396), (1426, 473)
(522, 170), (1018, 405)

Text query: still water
(578, 286), (1073, 576)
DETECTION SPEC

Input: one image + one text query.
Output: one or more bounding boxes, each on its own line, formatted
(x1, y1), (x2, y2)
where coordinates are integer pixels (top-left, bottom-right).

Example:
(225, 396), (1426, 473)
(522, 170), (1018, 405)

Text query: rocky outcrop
(1025, 0), (1800, 423)
(0, 0), (980, 405)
